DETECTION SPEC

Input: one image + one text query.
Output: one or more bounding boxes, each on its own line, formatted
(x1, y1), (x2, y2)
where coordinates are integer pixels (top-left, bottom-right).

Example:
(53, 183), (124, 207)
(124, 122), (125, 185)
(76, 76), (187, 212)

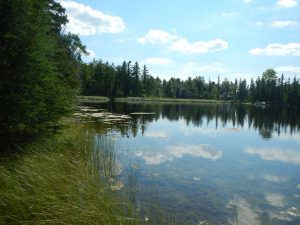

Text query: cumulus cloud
(137, 29), (178, 44)
(170, 38), (228, 54)
(245, 147), (300, 165)
(272, 20), (297, 28)
(138, 29), (228, 55)
(249, 43), (300, 56)
(277, 0), (298, 8)
(275, 65), (300, 74)
(145, 57), (171, 65)
(59, 0), (125, 36)
(181, 62), (227, 74)
(244, 0), (253, 3)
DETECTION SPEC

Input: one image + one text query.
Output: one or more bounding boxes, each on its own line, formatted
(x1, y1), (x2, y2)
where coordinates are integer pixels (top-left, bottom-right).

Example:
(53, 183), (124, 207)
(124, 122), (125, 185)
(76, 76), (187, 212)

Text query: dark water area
(82, 102), (300, 225)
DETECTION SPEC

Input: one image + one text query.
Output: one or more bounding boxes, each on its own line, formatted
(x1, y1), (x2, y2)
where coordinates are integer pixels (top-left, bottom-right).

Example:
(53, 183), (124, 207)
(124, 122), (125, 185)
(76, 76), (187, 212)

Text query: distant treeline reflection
(85, 103), (300, 139)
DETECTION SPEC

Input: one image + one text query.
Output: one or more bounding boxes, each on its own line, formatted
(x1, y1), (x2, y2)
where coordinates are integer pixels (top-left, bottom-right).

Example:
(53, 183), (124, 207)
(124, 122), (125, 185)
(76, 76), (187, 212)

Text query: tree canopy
(80, 60), (300, 108)
(0, 0), (86, 140)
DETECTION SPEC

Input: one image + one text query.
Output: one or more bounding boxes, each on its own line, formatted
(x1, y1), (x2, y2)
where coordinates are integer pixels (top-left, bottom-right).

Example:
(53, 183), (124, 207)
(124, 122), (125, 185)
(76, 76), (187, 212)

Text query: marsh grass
(0, 122), (139, 225)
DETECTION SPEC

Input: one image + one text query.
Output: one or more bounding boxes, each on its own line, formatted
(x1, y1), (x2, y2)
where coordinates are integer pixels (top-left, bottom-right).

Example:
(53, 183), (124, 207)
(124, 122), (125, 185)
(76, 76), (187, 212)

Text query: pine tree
(0, 0), (86, 140)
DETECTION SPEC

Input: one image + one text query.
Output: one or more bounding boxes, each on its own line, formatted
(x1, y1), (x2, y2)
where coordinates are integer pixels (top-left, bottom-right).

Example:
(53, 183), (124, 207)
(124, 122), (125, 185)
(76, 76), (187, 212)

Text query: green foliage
(80, 63), (300, 107)
(0, 123), (139, 225)
(80, 60), (163, 98)
(0, 0), (85, 139)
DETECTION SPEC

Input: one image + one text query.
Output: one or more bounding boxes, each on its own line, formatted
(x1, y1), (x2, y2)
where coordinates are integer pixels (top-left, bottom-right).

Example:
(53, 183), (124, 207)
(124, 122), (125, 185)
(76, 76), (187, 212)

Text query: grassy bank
(0, 121), (138, 225)
(114, 97), (229, 104)
(78, 95), (231, 104)
(78, 95), (110, 103)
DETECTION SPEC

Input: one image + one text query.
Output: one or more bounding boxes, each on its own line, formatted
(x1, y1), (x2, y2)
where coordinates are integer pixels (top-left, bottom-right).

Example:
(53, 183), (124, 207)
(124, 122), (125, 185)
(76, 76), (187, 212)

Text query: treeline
(1, 0), (299, 141)
(80, 61), (300, 107)
(0, 0), (85, 139)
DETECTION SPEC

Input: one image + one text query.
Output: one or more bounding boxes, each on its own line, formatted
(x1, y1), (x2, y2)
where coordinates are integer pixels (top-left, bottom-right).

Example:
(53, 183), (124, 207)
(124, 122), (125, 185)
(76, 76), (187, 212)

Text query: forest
(1, 0), (300, 139)
(0, 0), (86, 138)
(80, 60), (300, 107)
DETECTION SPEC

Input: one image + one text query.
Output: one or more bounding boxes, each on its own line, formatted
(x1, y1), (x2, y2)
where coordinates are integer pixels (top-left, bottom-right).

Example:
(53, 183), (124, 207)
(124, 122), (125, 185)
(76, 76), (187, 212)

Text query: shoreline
(78, 96), (234, 104)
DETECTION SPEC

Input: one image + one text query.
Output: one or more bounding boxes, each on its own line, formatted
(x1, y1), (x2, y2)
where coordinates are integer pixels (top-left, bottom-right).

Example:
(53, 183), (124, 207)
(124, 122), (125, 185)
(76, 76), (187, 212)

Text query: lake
(78, 102), (300, 225)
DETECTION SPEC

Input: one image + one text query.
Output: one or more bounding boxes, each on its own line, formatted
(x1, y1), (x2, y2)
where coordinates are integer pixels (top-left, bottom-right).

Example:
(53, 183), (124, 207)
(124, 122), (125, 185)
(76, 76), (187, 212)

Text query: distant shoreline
(78, 95), (234, 104)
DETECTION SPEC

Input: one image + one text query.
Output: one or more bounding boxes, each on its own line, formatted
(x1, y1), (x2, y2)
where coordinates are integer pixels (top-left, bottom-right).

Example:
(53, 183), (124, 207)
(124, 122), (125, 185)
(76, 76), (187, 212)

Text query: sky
(58, 0), (300, 81)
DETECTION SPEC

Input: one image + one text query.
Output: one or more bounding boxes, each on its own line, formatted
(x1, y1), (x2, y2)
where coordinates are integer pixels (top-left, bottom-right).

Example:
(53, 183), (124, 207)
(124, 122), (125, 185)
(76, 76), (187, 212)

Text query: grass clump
(0, 122), (138, 225)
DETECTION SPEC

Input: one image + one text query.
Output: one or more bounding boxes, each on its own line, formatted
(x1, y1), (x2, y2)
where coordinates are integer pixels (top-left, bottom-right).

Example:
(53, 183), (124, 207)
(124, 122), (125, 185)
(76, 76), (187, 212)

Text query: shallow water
(81, 103), (300, 225)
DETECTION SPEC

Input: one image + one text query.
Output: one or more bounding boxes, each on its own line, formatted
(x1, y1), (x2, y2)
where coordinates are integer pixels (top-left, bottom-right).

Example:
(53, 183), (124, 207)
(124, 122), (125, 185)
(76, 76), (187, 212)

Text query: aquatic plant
(0, 123), (139, 225)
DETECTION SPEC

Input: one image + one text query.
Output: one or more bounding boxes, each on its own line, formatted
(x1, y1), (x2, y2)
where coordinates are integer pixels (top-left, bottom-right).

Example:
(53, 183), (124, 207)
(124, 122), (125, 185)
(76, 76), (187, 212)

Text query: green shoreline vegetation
(0, 121), (140, 225)
(78, 96), (231, 104)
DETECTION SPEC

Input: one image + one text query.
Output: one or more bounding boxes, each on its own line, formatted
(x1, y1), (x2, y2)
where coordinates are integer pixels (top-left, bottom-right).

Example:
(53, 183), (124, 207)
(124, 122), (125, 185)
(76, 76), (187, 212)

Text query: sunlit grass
(0, 122), (139, 225)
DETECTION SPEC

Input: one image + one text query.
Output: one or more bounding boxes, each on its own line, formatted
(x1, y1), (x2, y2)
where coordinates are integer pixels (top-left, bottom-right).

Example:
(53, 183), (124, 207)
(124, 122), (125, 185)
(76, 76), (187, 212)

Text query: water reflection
(84, 102), (300, 140)
(263, 174), (287, 183)
(167, 144), (222, 161)
(81, 102), (300, 225)
(245, 147), (300, 165)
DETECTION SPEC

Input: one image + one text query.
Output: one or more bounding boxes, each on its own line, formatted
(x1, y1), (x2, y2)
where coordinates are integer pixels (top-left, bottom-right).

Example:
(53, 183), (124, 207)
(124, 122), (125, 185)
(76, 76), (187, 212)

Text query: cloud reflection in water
(263, 174), (287, 183)
(167, 144), (222, 160)
(144, 131), (168, 139)
(135, 144), (222, 165)
(265, 193), (286, 207)
(245, 147), (300, 165)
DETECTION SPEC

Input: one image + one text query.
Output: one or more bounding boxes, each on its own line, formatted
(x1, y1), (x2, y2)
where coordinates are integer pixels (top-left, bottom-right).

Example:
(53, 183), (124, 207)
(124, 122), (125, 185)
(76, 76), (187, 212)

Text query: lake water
(80, 102), (300, 225)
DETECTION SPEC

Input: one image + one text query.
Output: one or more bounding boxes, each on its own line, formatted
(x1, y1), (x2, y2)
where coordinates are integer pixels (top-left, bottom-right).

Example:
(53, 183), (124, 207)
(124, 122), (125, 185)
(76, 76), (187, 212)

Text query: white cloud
(145, 57), (171, 65)
(117, 38), (132, 43)
(137, 29), (178, 44)
(244, 0), (253, 3)
(245, 147), (300, 165)
(138, 29), (228, 55)
(272, 20), (297, 28)
(59, 0), (125, 36)
(170, 38), (228, 54)
(249, 43), (300, 56)
(277, 0), (298, 8)
(86, 49), (96, 58)
(275, 65), (300, 74)
(181, 62), (227, 74)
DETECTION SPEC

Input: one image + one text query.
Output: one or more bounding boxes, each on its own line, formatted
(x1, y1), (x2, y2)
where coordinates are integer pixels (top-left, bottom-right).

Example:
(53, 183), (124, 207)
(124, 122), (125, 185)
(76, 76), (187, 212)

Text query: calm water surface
(83, 103), (300, 225)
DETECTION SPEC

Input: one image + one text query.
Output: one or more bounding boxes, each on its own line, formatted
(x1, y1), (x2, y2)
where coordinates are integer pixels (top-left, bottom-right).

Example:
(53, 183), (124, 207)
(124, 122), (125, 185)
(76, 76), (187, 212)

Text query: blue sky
(59, 0), (300, 81)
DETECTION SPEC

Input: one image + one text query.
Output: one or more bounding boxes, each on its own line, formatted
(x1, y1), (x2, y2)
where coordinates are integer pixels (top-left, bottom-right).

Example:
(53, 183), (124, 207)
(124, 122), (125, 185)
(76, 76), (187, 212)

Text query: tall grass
(0, 122), (139, 225)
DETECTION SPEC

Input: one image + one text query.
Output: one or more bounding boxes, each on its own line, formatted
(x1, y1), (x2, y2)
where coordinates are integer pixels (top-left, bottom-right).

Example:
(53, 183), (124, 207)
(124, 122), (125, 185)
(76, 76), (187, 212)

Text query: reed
(0, 123), (139, 225)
